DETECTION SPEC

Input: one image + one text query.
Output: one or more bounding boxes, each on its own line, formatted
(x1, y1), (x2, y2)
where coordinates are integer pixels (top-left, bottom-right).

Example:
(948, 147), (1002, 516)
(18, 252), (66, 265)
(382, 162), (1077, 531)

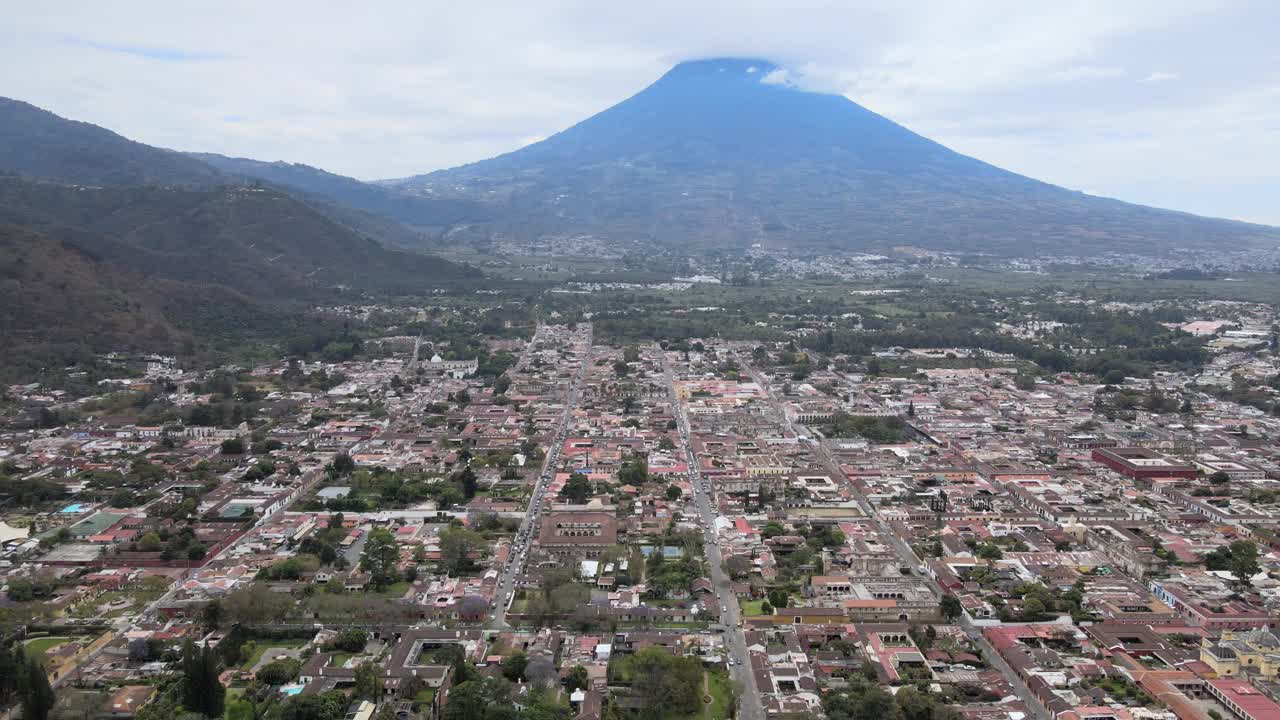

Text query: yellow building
(1201, 628), (1280, 678)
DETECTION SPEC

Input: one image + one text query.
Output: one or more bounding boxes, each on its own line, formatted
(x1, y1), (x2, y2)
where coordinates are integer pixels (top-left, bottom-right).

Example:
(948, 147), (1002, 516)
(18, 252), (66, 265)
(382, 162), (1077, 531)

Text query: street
(659, 347), (766, 720)
(490, 325), (593, 628)
(733, 346), (1050, 720)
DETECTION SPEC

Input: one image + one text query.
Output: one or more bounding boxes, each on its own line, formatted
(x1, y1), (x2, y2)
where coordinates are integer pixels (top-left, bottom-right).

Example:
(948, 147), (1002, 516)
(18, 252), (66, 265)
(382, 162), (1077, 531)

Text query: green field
(240, 639), (310, 670)
(705, 670), (732, 720)
(24, 636), (78, 662)
(377, 581), (411, 597)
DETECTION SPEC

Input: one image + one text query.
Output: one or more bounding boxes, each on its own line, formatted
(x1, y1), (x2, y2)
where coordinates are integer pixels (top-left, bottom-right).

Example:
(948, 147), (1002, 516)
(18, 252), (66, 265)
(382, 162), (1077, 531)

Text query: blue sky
(3, 1), (1278, 224)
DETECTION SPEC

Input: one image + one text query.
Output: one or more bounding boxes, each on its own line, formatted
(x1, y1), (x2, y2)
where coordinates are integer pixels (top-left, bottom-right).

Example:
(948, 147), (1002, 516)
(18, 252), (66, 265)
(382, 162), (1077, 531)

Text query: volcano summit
(388, 58), (1278, 256)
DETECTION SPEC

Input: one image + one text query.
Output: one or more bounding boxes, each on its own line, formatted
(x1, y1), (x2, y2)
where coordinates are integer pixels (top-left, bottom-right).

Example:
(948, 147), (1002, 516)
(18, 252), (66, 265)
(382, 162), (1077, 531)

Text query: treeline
(821, 414), (910, 443)
(0, 640), (55, 720)
(804, 312), (1207, 379)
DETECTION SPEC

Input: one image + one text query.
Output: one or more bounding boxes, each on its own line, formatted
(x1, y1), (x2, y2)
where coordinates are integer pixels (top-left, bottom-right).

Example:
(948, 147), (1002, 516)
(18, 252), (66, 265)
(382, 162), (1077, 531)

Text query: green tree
(353, 662), (383, 700)
(501, 652), (528, 682)
(19, 655), (56, 720)
(561, 473), (592, 503)
(361, 527), (401, 587)
(629, 647), (704, 720)
(940, 594), (963, 621)
(618, 458), (648, 486)
(1229, 540), (1261, 590)
(257, 658), (301, 686)
(331, 453), (355, 475)
(439, 526), (484, 574)
(180, 640), (225, 718)
(975, 543), (1003, 560)
(564, 665), (589, 692)
(1021, 596), (1047, 620)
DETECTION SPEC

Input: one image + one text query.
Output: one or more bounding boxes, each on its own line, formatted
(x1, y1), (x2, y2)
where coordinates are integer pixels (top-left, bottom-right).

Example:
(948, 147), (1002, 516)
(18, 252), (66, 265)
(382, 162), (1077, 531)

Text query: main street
(490, 325), (592, 628)
(732, 348), (1051, 720)
(659, 347), (766, 720)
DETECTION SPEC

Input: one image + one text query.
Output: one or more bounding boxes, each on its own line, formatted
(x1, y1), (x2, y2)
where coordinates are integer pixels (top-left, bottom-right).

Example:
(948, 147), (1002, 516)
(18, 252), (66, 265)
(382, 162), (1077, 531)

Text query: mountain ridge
(186, 152), (496, 243)
(387, 57), (1280, 256)
(0, 97), (226, 187)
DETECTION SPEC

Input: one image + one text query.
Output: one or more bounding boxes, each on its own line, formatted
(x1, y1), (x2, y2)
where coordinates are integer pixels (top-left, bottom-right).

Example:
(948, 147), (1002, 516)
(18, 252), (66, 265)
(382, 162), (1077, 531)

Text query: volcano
(390, 58), (1278, 256)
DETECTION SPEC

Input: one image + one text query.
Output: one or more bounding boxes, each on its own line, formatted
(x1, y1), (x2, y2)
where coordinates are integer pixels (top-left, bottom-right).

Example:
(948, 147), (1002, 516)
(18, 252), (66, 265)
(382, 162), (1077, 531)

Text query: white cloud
(1048, 65), (1126, 82)
(1142, 71), (1180, 82)
(759, 68), (791, 86)
(0, 0), (1276, 222)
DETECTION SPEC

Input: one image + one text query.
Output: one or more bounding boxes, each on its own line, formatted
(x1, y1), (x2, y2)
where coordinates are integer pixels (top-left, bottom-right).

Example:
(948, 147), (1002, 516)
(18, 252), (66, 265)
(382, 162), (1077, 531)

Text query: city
(2, 6), (1280, 720)
(2, 286), (1278, 720)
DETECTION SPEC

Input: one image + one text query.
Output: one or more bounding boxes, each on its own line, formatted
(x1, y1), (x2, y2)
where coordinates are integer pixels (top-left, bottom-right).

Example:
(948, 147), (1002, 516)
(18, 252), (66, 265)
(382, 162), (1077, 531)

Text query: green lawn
(377, 581), (411, 597)
(240, 639), (309, 670)
(705, 670), (732, 720)
(24, 636), (77, 661)
(740, 600), (769, 616)
(329, 653), (353, 668)
(412, 688), (436, 711)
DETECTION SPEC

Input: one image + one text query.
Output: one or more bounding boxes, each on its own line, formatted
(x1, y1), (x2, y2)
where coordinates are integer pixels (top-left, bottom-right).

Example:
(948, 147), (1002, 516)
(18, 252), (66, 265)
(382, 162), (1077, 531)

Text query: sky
(3, 1), (1279, 224)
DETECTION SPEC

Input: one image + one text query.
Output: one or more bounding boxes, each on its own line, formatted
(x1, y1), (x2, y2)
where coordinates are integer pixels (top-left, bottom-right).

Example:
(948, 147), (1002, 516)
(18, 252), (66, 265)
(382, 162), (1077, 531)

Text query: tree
(767, 588), (789, 609)
(223, 583), (294, 624)
(361, 527), (401, 587)
(723, 555), (751, 580)
(975, 543), (1003, 560)
(353, 662), (383, 700)
(501, 652), (527, 682)
(49, 689), (109, 720)
(618, 458), (648, 486)
(1229, 540), (1261, 591)
(629, 647), (704, 720)
(940, 593), (963, 621)
(257, 658), (301, 686)
(201, 599), (224, 628)
(19, 655), (56, 720)
(856, 687), (903, 720)
(665, 485), (682, 501)
(180, 640), (225, 718)
(331, 453), (355, 475)
(439, 527), (484, 574)
(561, 473), (592, 503)
(452, 466), (478, 499)
(526, 656), (559, 690)
(564, 665), (589, 692)
(220, 438), (244, 454)
(329, 629), (368, 653)
(225, 697), (255, 720)
(1021, 596), (1047, 620)
(281, 691), (348, 720)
